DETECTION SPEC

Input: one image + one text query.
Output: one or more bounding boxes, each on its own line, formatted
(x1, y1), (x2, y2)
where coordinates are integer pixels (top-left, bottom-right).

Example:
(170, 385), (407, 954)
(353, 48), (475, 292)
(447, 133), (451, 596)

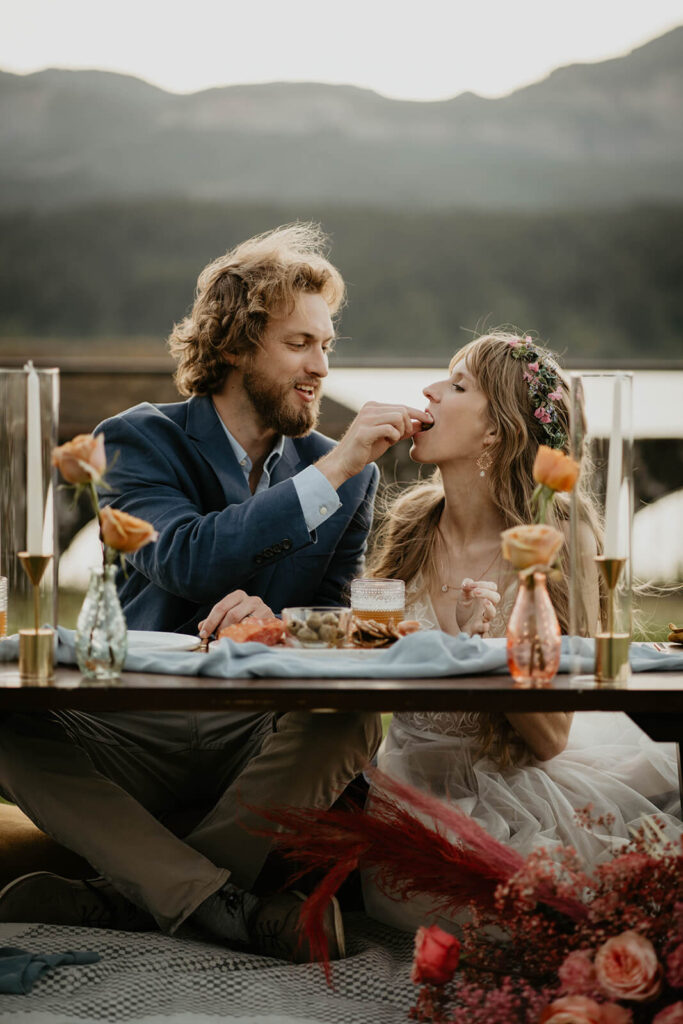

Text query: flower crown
(507, 336), (567, 450)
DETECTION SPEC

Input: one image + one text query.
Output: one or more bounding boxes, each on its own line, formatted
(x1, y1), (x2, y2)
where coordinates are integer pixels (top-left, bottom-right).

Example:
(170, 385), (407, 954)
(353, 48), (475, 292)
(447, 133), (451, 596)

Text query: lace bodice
(395, 709), (482, 738)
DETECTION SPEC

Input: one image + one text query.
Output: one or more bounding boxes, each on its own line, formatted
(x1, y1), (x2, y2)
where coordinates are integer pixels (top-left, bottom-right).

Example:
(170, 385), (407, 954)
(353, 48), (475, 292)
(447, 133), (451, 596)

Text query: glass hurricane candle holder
(568, 373), (633, 682)
(0, 367), (60, 636)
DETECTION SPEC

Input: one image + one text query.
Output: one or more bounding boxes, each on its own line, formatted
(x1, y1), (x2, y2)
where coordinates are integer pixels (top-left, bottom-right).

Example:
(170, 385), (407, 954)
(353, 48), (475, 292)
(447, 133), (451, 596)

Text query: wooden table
(0, 664), (680, 733)
(1, 662), (681, 796)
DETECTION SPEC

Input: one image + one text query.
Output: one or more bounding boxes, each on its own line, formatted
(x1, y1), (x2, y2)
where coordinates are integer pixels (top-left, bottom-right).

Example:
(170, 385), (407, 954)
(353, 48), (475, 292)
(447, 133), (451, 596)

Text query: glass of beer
(350, 578), (405, 626)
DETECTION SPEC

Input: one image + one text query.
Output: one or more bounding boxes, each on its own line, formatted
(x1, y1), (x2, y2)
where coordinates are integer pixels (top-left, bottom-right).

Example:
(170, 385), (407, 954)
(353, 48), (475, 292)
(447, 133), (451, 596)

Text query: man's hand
(315, 402), (433, 489)
(198, 590), (276, 638)
(456, 579), (501, 637)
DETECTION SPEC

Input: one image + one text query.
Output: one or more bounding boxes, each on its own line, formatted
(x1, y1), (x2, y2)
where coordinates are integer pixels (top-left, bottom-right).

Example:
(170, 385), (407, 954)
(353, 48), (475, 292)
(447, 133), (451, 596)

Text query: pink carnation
(559, 950), (597, 995)
(666, 942), (683, 987)
(548, 389), (563, 401)
(653, 1005), (683, 1024)
(594, 931), (662, 1002)
(534, 407), (552, 424)
(528, 361), (540, 372)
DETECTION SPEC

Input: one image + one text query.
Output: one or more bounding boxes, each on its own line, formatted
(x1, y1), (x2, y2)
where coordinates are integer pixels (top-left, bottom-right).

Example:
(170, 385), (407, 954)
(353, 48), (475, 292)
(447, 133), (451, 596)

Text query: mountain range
(1, 26), (681, 210)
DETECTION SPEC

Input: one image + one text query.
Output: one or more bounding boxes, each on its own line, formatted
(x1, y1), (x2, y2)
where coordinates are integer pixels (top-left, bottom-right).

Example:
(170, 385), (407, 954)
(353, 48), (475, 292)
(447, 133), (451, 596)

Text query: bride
(362, 330), (682, 933)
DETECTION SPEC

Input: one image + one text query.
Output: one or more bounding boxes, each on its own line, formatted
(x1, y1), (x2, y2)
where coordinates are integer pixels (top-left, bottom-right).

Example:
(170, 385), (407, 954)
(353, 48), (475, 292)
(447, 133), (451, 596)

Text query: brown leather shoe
(0, 872), (155, 931)
(248, 890), (345, 963)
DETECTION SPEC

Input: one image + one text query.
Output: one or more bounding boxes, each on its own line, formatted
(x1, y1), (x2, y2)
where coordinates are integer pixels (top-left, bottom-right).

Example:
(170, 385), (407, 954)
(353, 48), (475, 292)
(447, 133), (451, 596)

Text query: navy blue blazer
(94, 395), (379, 634)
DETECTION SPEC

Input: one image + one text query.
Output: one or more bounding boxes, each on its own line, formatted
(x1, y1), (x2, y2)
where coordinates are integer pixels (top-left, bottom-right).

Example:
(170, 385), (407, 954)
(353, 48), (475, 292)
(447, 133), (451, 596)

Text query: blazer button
(263, 547), (273, 559)
(282, 539), (292, 551)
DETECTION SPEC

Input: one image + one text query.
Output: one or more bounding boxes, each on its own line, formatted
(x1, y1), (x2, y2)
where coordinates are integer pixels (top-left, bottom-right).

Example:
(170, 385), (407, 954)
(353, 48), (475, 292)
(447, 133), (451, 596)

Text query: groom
(0, 224), (431, 961)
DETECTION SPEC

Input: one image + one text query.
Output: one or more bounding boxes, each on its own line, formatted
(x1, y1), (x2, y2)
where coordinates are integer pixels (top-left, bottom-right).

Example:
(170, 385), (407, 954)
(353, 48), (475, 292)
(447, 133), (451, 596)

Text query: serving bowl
(281, 606), (351, 648)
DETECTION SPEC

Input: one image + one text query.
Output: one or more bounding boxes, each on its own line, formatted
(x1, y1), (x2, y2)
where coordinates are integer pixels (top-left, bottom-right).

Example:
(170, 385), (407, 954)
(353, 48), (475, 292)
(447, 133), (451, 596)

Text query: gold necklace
(436, 528), (501, 593)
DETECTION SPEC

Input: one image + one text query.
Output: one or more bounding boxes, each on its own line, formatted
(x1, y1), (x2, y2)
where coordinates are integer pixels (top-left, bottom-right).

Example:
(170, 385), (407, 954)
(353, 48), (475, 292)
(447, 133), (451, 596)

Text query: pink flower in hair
(548, 389), (563, 402)
(523, 370), (535, 382)
(524, 335), (533, 344)
(535, 407), (552, 424)
(528, 361), (540, 373)
(508, 339), (521, 347)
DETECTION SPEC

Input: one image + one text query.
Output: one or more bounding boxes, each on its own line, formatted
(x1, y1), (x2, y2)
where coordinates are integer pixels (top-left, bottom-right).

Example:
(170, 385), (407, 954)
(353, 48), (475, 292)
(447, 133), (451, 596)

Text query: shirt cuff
(292, 465), (342, 532)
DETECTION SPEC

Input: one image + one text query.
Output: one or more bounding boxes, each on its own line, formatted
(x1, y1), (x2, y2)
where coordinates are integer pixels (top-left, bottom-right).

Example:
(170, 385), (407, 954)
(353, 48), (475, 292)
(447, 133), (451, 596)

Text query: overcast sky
(2, 1), (681, 101)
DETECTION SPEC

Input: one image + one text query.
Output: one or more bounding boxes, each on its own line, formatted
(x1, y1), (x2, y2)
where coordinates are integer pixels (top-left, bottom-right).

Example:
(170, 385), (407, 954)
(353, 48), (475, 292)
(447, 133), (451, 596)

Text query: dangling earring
(476, 449), (493, 477)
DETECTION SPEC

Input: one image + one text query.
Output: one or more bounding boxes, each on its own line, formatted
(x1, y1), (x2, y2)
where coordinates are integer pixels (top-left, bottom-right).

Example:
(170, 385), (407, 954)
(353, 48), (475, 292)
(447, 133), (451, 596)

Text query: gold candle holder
(594, 556), (630, 683)
(17, 552), (54, 684)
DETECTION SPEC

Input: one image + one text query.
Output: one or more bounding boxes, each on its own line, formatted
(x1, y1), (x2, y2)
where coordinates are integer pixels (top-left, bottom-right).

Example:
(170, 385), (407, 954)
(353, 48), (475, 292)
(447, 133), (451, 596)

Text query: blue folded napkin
(2, 626), (680, 680)
(0, 946), (100, 994)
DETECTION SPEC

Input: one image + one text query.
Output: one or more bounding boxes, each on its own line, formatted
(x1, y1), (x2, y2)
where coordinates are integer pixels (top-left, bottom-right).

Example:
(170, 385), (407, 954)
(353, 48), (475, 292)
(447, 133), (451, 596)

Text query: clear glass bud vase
(75, 565), (127, 681)
(506, 571), (561, 686)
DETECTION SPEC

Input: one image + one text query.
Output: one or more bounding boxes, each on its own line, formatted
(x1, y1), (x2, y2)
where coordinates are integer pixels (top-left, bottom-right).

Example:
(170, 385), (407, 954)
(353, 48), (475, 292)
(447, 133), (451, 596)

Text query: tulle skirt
(362, 712), (682, 934)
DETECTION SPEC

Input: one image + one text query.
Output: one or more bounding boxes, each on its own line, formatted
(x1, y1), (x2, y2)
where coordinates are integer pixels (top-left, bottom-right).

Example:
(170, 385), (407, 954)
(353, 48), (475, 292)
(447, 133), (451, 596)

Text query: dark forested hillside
(0, 200), (680, 361)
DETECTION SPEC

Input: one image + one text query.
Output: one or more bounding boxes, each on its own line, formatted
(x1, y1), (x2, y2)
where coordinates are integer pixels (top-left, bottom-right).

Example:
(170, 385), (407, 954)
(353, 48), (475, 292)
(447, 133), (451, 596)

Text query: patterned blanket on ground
(0, 916), (415, 1024)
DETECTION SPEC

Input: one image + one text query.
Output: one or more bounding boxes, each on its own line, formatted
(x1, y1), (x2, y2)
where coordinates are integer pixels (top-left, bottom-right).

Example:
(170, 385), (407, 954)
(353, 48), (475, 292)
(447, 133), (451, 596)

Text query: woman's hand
(198, 590), (276, 638)
(456, 578), (500, 637)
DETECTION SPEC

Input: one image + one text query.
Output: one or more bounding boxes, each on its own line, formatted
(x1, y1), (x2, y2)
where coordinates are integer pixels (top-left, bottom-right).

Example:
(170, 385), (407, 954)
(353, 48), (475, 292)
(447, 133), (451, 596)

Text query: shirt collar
(217, 416), (285, 474)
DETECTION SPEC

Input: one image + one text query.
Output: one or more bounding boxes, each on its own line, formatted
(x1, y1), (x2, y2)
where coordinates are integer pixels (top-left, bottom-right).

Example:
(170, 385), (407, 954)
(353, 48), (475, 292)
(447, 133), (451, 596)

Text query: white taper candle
(25, 361), (43, 554)
(603, 377), (622, 559)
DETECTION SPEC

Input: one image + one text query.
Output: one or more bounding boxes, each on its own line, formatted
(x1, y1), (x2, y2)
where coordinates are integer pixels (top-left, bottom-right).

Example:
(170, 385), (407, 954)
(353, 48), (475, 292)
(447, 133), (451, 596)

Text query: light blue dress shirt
(216, 419), (341, 532)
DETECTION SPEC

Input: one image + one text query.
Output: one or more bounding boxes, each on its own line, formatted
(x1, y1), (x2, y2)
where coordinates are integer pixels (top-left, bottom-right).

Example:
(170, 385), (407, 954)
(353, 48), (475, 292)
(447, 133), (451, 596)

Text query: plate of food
(127, 631), (201, 653)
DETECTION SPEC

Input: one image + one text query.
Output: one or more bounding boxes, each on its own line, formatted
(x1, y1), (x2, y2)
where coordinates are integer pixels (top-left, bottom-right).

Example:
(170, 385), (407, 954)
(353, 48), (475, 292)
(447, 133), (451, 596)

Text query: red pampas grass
(254, 769), (588, 972)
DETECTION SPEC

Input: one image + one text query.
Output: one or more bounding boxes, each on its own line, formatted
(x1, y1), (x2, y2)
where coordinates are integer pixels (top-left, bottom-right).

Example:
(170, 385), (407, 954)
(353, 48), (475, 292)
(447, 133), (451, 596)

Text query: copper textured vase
(506, 571), (561, 686)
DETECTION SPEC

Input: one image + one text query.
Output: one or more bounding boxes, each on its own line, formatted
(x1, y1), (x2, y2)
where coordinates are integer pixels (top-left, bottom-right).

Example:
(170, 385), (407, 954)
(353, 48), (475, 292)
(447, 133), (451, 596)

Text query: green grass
(58, 588), (88, 630)
(634, 591), (683, 641)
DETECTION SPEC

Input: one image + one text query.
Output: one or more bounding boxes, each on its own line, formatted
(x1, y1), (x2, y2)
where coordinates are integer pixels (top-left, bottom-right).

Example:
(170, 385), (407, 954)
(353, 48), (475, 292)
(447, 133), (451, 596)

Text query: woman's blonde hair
(368, 329), (602, 765)
(168, 223), (345, 396)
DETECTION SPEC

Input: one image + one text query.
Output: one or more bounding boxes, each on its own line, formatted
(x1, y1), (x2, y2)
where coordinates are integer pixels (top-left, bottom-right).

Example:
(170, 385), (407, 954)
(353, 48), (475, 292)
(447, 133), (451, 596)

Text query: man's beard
(242, 370), (321, 437)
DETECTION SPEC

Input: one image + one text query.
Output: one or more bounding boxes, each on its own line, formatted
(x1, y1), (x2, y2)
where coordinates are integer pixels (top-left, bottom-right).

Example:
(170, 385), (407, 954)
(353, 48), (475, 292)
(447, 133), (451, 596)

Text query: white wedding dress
(362, 575), (683, 934)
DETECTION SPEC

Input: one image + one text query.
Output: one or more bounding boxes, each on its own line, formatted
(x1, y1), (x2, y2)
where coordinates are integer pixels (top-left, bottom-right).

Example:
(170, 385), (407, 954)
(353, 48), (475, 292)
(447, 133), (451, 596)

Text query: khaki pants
(0, 709), (381, 933)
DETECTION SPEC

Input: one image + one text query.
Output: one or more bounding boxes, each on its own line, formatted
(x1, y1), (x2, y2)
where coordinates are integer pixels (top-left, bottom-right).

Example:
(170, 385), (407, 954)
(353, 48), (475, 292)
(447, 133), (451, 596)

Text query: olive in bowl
(282, 607), (351, 648)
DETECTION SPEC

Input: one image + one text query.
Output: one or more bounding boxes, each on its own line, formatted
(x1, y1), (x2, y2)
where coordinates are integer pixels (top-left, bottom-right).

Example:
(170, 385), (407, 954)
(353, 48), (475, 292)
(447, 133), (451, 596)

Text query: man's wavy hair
(168, 223), (346, 396)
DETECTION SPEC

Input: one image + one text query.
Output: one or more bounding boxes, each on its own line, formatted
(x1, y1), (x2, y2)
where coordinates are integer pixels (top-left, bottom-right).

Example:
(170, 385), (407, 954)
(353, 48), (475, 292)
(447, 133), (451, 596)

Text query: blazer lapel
(185, 395), (251, 503)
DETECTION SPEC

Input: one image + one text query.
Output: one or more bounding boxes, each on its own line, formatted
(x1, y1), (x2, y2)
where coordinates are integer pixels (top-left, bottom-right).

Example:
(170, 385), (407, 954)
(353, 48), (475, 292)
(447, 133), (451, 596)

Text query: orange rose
(594, 931), (662, 1003)
(533, 445), (580, 493)
(539, 995), (631, 1024)
(410, 924), (460, 986)
(99, 506), (158, 553)
(501, 524), (564, 571)
(52, 433), (106, 484)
